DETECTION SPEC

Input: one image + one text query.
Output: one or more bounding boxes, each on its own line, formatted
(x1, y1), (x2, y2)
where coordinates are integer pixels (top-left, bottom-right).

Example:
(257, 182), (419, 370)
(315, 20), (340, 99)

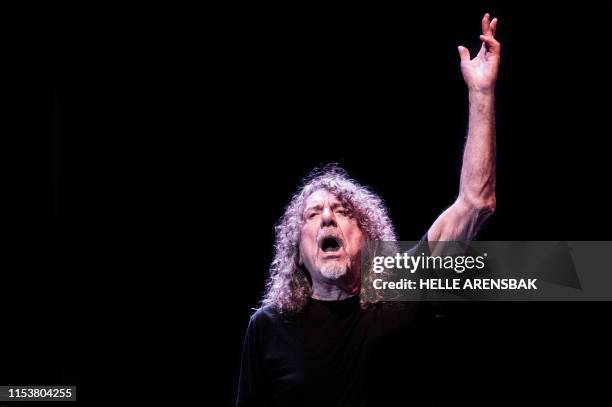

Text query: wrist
(468, 89), (495, 106)
(468, 87), (495, 97)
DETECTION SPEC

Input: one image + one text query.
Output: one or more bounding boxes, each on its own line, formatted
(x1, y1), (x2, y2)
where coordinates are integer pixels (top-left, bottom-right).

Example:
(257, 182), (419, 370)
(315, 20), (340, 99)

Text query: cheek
(344, 222), (364, 251)
(352, 233), (365, 253)
(300, 226), (317, 253)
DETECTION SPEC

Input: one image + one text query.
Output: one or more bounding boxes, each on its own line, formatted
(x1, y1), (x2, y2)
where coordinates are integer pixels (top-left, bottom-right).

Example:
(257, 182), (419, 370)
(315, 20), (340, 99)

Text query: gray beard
(319, 263), (347, 280)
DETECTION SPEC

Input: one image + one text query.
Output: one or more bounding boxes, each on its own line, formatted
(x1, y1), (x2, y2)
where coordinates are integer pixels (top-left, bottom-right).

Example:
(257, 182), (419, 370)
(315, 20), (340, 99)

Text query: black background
(6, 1), (612, 405)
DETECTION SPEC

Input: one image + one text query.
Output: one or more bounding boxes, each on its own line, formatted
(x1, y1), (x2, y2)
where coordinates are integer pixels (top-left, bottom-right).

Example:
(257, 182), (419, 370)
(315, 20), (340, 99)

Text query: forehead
(303, 189), (343, 208)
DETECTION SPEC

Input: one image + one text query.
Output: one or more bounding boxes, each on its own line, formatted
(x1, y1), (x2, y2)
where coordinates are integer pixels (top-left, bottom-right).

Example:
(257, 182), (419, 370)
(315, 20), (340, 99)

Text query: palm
(458, 14), (501, 92)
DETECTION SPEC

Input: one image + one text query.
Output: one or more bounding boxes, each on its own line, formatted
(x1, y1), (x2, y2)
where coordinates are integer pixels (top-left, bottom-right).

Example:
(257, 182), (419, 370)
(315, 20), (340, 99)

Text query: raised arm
(427, 13), (500, 244)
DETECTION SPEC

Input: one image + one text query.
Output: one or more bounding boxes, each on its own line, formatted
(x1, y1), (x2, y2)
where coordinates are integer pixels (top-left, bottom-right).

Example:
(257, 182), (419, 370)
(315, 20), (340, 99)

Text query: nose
(320, 206), (337, 228)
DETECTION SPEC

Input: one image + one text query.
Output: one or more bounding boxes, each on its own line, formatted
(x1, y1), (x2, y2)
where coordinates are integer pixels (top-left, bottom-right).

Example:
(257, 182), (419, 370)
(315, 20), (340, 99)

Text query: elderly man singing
(237, 13), (500, 407)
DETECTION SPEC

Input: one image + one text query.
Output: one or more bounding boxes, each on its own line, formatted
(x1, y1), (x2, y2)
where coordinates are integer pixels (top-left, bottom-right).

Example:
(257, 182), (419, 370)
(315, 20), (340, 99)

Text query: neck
(311, 278), (359, 301)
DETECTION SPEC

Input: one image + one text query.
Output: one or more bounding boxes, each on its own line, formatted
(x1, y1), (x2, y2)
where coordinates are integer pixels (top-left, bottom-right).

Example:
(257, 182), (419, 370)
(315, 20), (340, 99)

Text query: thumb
(457, 46), (470, 62)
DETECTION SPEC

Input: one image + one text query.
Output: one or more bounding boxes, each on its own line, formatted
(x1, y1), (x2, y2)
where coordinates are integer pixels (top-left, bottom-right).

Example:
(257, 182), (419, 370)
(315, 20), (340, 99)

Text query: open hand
(458, 13), (501, 93)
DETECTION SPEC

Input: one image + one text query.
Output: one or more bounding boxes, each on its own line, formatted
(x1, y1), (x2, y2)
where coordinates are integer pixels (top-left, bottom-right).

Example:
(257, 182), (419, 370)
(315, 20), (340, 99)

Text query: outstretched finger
(490, 17), (498, 37)
(481, 13), (492, 36)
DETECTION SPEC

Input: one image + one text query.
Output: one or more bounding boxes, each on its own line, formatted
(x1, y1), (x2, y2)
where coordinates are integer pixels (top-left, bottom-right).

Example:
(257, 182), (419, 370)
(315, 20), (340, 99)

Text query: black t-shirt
(237, 239), (436, 407)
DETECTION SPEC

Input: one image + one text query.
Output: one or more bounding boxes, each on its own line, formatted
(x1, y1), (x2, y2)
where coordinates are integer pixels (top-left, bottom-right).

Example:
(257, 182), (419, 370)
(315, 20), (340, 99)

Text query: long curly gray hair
(262, 165), (397, 314)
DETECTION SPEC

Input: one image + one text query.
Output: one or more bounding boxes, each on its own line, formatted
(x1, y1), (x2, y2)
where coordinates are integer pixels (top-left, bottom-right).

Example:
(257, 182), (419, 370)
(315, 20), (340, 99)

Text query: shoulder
(248, 304), (284, 329)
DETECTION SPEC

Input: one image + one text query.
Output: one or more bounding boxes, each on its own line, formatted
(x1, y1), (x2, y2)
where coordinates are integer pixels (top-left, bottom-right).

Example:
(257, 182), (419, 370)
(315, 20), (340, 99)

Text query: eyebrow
(304, 204), (323, 213)
(304, 202), (346, 213)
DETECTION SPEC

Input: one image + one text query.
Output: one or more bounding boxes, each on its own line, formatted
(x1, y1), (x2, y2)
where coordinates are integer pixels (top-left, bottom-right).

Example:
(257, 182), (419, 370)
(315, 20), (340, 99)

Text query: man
(238, 13), (500, 406)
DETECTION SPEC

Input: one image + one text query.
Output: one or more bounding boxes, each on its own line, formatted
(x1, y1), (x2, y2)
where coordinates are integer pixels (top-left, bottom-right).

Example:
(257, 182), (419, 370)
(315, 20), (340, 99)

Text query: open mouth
(320, 236), (342, 253)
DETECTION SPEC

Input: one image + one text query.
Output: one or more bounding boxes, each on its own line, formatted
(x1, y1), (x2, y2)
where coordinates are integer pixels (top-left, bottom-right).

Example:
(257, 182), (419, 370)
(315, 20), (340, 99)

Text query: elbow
(460, 194), (496, 217)
(477, 196), (496, 215)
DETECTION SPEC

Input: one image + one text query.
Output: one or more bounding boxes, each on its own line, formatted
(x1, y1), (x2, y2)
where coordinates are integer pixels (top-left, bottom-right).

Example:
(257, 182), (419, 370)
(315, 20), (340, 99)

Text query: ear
(298, 247), (304, 266)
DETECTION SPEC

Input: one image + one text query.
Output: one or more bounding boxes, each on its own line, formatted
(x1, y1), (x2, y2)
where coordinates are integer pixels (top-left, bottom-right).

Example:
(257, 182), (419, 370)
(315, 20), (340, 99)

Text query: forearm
(458, 89), (496, 211)
(427, 13), (499, 244)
